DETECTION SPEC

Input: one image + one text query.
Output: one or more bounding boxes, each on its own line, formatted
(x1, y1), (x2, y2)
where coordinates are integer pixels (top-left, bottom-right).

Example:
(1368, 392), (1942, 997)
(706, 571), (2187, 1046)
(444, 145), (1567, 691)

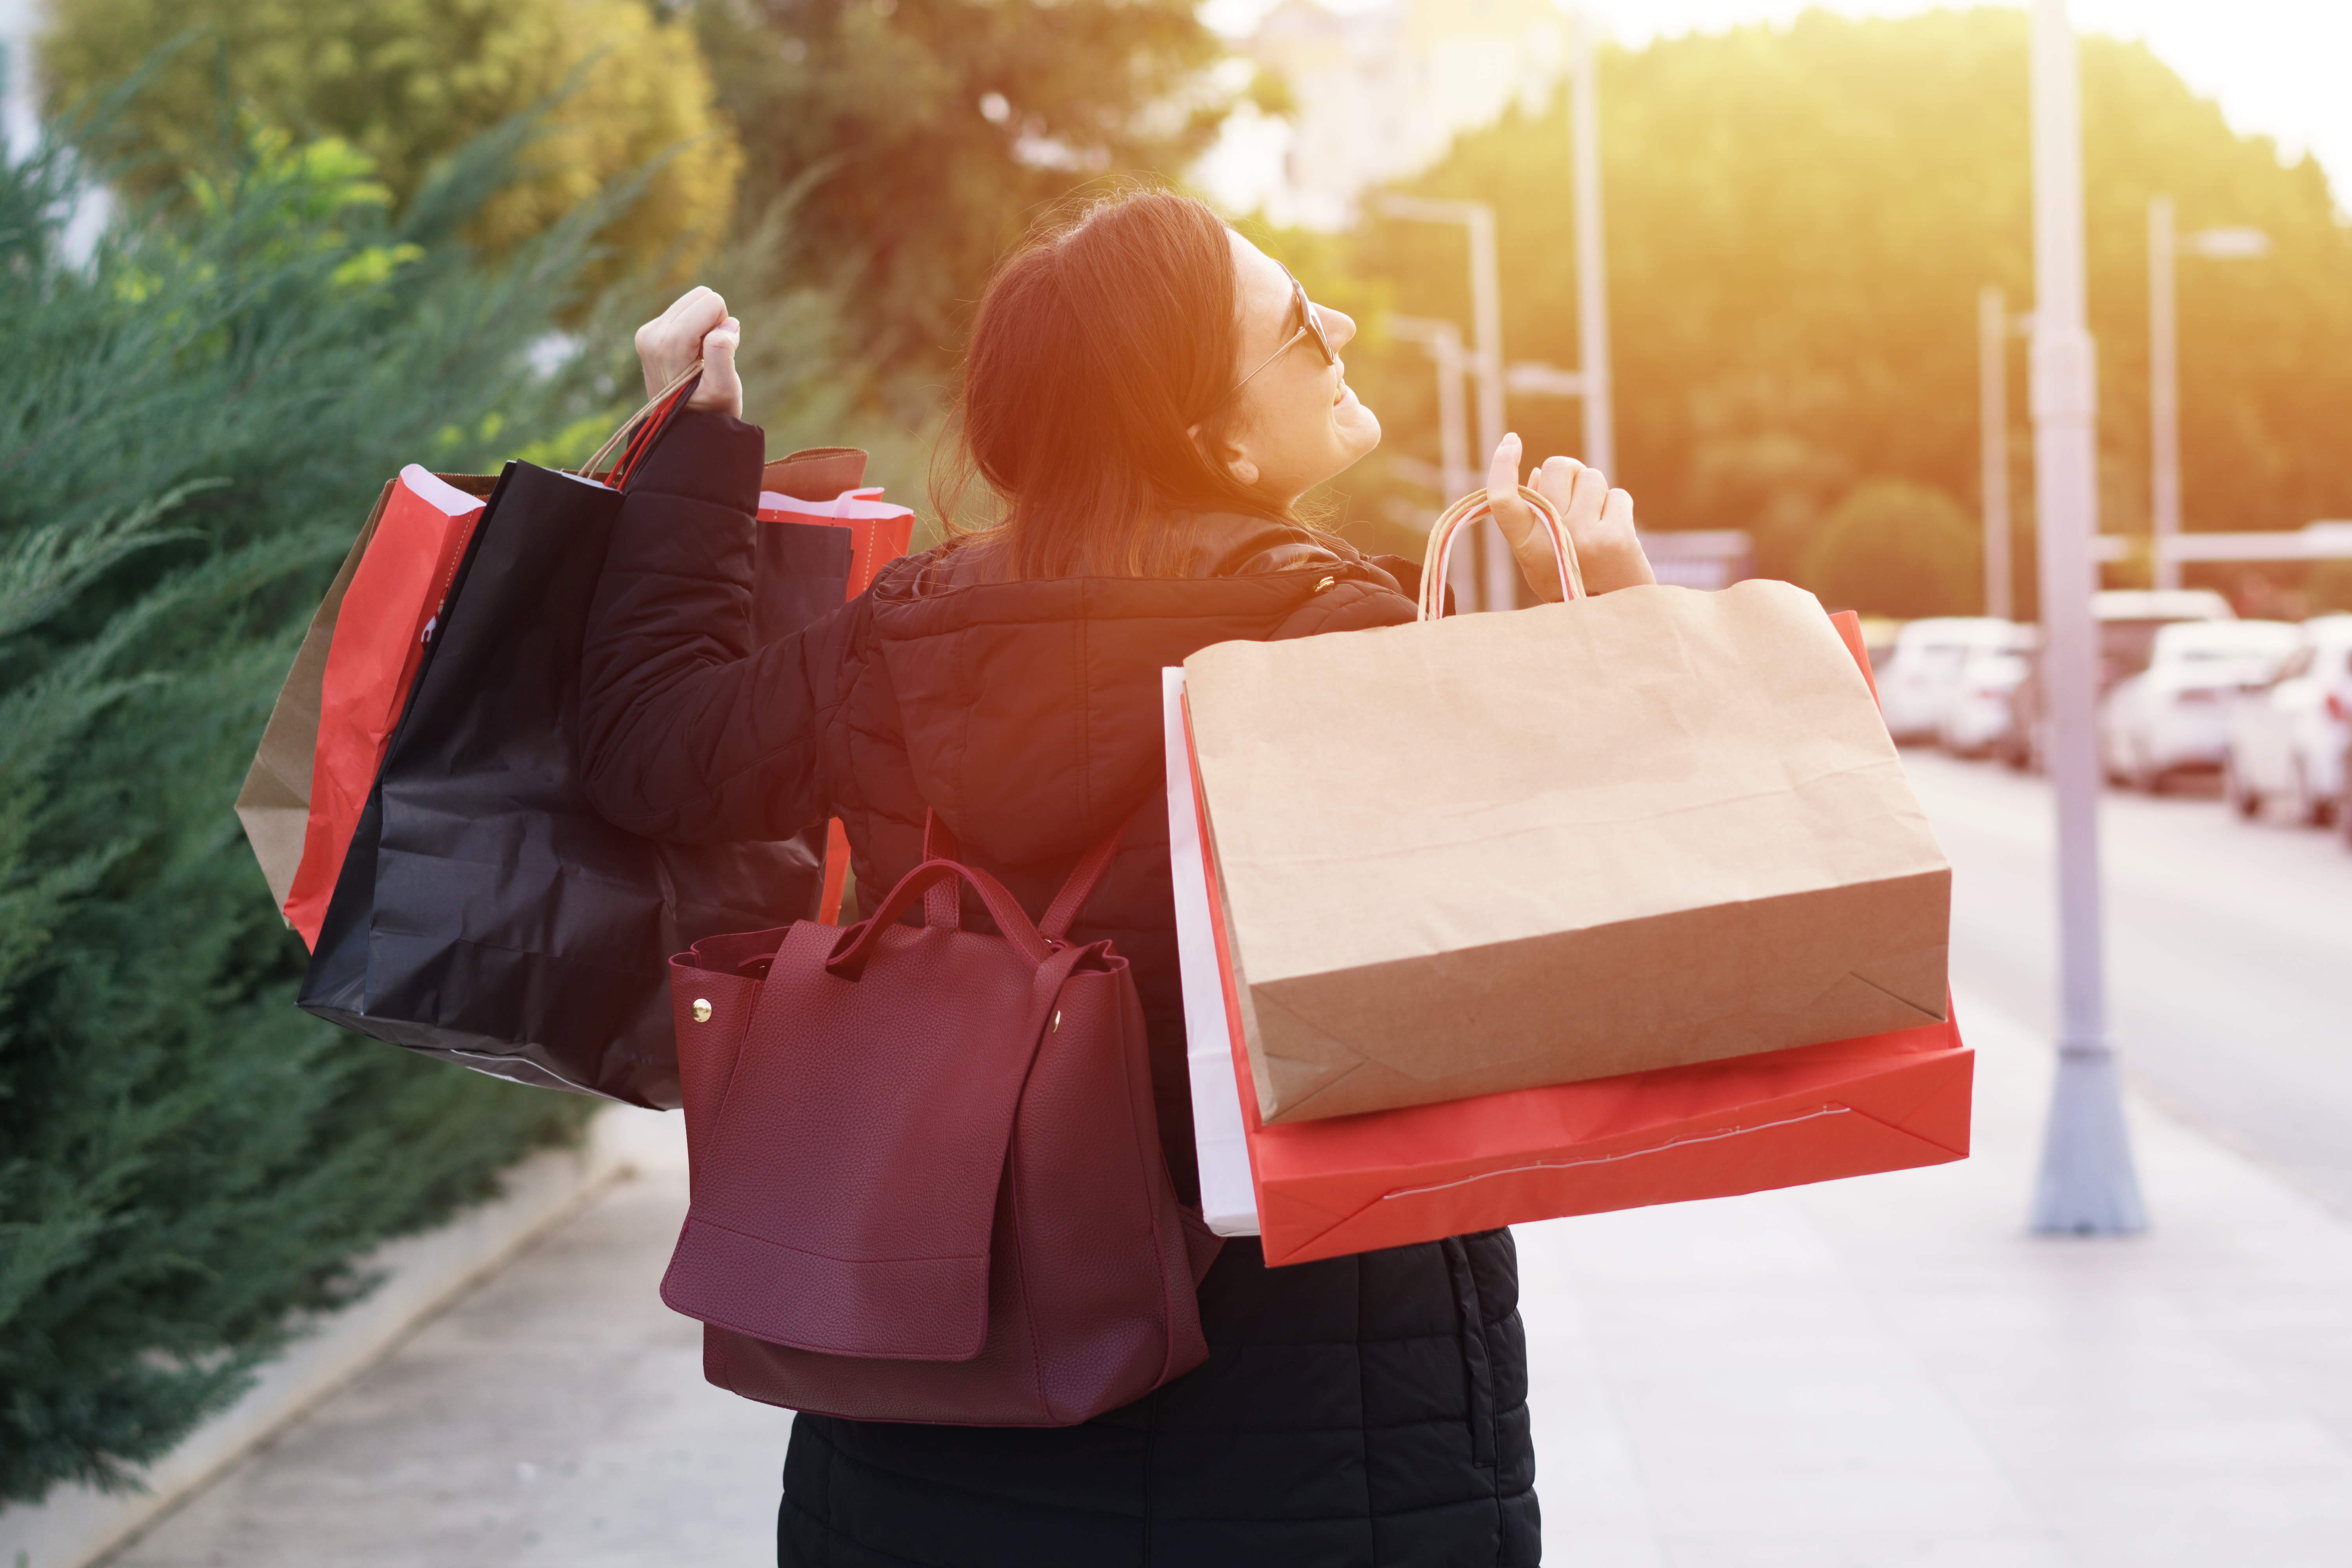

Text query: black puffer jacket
(581, 413), (1538, 1568)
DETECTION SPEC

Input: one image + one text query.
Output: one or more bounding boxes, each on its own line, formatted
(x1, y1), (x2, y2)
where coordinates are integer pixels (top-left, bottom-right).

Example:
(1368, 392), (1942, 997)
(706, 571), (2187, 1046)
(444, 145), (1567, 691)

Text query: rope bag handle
(578, 361), (703, 490)
(1419, 485), (1585, 621)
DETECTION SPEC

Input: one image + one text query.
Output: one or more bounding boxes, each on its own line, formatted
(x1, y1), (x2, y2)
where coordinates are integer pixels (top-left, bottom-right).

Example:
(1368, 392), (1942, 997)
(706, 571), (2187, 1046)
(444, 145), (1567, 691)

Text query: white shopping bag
(1163, 666), (1259, 1238)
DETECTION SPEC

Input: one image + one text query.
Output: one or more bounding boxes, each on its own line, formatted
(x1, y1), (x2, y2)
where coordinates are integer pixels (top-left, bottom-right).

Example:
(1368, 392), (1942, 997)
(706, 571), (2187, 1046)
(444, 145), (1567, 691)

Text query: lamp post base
(2030, 1042), (2148, 1236)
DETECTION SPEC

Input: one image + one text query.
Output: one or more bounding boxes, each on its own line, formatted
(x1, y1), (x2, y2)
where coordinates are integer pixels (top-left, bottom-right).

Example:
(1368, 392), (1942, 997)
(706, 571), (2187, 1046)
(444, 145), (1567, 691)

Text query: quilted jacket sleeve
(577, 410), (850, 844)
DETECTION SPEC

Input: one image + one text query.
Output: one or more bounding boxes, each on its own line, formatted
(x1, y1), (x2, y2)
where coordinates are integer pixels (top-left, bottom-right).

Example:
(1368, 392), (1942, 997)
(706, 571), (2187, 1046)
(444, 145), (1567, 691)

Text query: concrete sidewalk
(109, 987), (2352, 1566)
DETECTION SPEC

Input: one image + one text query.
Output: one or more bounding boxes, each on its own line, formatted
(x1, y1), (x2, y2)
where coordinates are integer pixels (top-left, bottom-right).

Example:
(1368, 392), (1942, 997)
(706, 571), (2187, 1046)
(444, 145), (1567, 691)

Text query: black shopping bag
(299, 421), (853, 1108)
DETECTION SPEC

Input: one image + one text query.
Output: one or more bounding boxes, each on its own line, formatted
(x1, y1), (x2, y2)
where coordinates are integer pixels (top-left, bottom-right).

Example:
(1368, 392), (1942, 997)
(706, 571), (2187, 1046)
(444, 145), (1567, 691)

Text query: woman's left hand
(1485, 433), (1655, 599)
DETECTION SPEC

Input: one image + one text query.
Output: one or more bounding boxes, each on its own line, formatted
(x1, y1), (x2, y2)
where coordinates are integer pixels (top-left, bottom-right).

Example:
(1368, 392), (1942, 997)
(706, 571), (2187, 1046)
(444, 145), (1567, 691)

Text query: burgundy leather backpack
(661, 813), (1214, 1426)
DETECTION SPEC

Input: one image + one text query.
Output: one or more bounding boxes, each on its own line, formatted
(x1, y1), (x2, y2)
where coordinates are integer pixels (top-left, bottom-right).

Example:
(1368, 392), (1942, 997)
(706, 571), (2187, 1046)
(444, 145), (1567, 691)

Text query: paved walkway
(113, 986), (2352, 1566)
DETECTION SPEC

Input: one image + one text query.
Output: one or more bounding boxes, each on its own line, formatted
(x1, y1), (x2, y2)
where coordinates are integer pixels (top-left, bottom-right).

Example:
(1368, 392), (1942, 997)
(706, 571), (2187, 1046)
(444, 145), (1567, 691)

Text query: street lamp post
(1978, 290), (2034, 620)
(2028, 0), (2145, 1236)
(1389, 315), (1476, 518)
(2146, 196), (2270, 591)
(1377, 196), (1511, 613)
(1569, 5), (1614, 478)
(1978, 287), (2016, 622)
(1395, 317), (1478, 610)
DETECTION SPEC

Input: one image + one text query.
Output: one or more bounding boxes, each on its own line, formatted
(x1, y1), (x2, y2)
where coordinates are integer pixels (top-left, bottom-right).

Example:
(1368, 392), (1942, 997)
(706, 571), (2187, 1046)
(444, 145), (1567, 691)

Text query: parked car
(2223, 614), (2352, 825)
(1877, 617), (2023, 743)
(2097, 619), (2298, 791)
(2342, 745), (2352, 848)
(2002, 589), (2238, 772)
(1938, 635), (2036, 757)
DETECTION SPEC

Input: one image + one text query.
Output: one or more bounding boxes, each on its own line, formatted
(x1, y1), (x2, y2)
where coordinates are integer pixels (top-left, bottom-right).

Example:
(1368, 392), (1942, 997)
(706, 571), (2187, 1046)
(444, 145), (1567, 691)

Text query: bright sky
(1201, 0), (2352, 201)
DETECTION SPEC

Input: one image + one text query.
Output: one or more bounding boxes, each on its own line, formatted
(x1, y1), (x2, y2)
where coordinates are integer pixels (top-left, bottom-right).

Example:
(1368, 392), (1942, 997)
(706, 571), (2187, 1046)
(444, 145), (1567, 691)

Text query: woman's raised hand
(1484, 432), (1655, 599)
(633, 286), (743, 419)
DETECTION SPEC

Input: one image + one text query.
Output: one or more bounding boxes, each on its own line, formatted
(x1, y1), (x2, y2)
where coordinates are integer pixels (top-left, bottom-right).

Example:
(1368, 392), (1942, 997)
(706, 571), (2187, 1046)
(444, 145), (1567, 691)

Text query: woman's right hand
(634, 286), (744, 419)
(1485, 433), (1655, 598)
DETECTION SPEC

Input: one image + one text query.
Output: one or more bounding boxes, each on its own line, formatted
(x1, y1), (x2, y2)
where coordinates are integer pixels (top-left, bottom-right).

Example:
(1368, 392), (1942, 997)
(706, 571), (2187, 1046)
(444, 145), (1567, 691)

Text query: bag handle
(579, 362), (702, 490)
(920, 810), (960, 927)
(826, 859), (1057, 976)
(1038, 805), (1143, 941)
(911, 803), (1140, 943)
(1419, 485), (1583, 621)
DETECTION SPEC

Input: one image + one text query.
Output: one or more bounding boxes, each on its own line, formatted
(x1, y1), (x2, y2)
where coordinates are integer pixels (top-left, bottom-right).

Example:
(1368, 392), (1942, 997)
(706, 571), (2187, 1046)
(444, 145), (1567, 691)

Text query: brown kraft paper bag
(1181, 577), (1951, 1125)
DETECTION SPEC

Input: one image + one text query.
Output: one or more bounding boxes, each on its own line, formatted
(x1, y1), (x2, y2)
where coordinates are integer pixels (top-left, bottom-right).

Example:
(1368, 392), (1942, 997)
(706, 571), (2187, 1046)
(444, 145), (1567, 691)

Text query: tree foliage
(38, 0), (741, 288)
(689, 0), (1239, 375)
(1798, 479), (1982, 618)
(1313, 9), (2352, 613)
(0, 122), (626, 1506)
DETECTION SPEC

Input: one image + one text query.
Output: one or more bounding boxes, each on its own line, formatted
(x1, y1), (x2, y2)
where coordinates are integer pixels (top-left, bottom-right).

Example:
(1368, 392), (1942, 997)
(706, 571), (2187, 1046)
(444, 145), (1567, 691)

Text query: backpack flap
(662, 864), (1089, 1362)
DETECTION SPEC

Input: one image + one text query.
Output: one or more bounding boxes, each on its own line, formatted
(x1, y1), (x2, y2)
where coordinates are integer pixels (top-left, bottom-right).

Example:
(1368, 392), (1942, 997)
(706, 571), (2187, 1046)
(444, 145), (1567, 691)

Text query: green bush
(0, 119), (625, 1506)
(1798, 480), (1982, 619)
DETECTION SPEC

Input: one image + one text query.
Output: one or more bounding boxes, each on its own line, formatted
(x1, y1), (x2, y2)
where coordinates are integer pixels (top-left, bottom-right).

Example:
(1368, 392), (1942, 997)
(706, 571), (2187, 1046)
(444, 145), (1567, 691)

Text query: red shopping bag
(273, 374), (711, 948)
(757, 450), (916, 923)
(1164, 609), (1971, 1267)
(280, 466), (490, 947)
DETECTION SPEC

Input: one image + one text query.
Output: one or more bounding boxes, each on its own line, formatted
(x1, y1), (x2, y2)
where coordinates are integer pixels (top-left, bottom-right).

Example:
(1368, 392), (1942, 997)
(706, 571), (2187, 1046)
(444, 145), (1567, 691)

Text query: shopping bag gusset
(280, 467), (489, 947)
(235, 469), (495, 921)
(755, 450), (918, 924)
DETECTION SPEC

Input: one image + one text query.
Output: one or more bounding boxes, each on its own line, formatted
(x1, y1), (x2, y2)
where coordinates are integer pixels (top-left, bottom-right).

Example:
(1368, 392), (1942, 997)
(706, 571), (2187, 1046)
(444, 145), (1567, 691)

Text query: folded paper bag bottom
(1235, 1007), (1970, 1269)
(1240, 906), (1953, 1124)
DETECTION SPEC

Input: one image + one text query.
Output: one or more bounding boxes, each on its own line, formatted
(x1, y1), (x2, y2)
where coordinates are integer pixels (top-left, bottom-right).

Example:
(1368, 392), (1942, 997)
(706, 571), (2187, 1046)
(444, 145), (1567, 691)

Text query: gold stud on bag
(692, 998), (714, 1024)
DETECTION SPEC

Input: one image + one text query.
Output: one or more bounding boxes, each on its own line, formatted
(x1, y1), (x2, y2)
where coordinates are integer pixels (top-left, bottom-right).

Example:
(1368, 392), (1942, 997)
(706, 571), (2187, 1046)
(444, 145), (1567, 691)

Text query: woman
(581, 188), (1653, 1567)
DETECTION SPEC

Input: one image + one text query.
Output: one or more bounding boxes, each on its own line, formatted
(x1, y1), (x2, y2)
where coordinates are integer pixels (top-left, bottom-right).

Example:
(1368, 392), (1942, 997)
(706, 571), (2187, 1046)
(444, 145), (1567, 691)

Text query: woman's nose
(1318, 305), (1357, 353)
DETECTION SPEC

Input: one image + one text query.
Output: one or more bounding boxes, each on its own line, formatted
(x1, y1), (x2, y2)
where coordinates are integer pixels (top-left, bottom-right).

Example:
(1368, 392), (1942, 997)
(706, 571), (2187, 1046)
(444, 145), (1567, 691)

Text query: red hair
(936, 187), (1293, 579)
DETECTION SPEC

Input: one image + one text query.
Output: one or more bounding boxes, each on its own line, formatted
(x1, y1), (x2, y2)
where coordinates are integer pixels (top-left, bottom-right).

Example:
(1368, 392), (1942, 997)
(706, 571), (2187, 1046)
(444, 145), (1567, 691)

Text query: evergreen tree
(0, 117), (621, 1506)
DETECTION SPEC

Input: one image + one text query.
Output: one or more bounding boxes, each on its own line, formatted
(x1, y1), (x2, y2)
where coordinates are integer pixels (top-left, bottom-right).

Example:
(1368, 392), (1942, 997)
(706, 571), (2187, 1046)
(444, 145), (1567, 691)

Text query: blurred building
(1639, 530), (1755, 591)
(1212, 0), (1568, 229)
(1, 0), (36, 157)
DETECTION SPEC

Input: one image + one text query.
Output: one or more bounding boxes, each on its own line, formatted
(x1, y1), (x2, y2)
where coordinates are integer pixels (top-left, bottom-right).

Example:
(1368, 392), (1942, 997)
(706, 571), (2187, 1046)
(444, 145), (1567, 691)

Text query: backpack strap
(915, 800), (1143, 942)
(920, 809), (960, 927)
(1039, 802), (1147, 942)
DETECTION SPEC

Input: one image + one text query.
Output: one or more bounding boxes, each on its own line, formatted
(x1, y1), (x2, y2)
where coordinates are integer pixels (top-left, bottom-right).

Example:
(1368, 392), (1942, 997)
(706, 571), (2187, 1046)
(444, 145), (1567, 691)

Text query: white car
(2098, 619), (2299, 791)
(1878, 618), (2025, 743)
(1938, 641), (2035, 757)
(2087, 589), (2237, 682)
(2007, 590), (2236, 773)
(2223, 614), (2352, 825)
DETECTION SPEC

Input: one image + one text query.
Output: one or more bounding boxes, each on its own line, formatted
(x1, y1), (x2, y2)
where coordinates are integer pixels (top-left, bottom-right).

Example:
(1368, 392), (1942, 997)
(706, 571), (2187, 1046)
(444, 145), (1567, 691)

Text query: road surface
(1903, 747), (2352, 1213)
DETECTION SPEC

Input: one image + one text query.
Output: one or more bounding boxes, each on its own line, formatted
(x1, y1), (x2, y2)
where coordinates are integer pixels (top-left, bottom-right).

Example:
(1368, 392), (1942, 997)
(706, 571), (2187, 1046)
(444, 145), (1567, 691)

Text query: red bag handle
(920, 810), (960, 927)
(579, 364), (703, 490)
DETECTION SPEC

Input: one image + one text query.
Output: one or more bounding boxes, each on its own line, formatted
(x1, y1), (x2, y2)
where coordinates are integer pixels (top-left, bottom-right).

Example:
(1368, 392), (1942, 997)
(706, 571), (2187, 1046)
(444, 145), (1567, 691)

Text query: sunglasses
(1220, 272), (1338, 405)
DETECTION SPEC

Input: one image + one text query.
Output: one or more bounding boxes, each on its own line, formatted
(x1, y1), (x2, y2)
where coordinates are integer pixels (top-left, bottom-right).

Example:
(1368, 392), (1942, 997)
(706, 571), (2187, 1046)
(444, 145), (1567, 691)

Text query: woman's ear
(1188, 421), (1261, 489)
